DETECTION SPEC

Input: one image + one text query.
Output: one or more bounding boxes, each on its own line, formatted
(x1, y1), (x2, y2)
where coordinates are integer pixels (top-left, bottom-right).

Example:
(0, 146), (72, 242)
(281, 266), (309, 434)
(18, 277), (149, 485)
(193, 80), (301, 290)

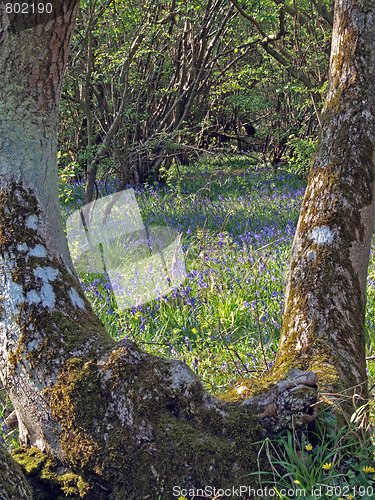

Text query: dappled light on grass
(59, 156), (375, 402)
(60, 156), (306, 394)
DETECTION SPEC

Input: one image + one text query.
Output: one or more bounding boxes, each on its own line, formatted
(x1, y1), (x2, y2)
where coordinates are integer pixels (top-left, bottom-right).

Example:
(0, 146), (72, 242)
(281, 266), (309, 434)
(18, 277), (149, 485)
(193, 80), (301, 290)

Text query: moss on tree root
(12, 447), (90, 499)
(39, 345), (266, 499)
(0, 443), (33, 500)
(10, 348), (268, 499)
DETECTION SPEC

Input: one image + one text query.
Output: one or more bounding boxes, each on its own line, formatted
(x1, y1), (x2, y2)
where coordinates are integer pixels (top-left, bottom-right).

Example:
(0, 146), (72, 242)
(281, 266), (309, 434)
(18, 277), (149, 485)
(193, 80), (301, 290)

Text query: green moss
(41, 346), (268, 498)
(216, 376), (278, 403)
(12, 447), (90, 499)
(13, 447), (46, 474)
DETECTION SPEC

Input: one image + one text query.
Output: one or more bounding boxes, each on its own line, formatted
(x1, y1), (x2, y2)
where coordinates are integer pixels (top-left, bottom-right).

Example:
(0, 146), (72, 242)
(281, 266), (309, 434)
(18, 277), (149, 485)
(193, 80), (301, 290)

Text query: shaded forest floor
(61, 155), (306, 393)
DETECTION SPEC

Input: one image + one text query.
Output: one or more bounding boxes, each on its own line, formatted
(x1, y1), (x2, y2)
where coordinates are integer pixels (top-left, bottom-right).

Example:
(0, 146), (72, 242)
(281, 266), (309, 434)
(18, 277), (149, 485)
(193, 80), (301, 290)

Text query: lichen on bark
(272, 0), (375, 416)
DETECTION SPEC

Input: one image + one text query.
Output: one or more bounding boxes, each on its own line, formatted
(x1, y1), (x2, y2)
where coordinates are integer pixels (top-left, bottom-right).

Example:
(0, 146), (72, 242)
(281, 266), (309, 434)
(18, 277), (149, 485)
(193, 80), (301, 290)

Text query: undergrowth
(2, 155), (375, 497)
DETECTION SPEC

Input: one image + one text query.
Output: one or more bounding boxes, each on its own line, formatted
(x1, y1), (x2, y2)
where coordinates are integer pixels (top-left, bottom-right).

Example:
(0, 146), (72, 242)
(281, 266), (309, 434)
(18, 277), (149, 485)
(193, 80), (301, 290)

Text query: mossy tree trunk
(0, 3), (319, 498)
(273, 0), (375, 415)
(0, 0), (371, 498)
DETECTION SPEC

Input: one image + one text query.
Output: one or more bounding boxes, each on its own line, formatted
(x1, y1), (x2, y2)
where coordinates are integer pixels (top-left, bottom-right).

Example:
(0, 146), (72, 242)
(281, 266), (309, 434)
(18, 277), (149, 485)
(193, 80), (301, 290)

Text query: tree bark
(0, 0), (373, 497)
(272, 0), (375, 414)
(0, 443), (32, 500)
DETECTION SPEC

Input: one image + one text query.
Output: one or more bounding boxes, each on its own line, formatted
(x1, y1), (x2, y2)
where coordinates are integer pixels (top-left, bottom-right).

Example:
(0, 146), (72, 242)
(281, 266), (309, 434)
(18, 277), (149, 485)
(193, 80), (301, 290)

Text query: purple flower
(184, 336), (193, 351)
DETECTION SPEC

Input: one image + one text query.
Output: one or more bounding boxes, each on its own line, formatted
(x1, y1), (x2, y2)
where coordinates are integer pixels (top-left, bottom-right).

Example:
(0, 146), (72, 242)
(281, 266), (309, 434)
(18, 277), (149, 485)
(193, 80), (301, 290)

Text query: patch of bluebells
(59, 159), (310, 391)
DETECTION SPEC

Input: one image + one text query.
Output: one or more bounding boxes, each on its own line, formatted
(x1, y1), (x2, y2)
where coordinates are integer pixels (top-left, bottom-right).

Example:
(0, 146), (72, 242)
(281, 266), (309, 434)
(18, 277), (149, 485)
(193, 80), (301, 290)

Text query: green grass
(248, 412), (375, 500)
(2, 155), (375, 497)
(76, 156), (304, 393)
(60, 154), (375, 399)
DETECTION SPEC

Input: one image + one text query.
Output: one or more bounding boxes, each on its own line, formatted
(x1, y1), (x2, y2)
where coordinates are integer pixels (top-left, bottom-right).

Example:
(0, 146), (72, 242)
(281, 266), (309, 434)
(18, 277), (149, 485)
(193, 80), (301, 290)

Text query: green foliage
(0, 384), (18, 449)
(59, 156), (375, 403)
(57, 149), (90, 204)
(285, 135), (317, 178)
(249, 410), (375, 500)
(68, 157), (305, 393)
(58, 0), (331, 185)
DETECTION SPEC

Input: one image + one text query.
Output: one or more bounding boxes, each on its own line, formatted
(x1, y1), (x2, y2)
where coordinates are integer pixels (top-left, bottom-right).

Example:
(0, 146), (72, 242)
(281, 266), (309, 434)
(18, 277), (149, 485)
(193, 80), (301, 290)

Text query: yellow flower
(178, 497), (188, 500)
(305, 444), (313, 451)
(362, 465), (375, 473)
(322, 462), (332, 470)
(191, 328), (198, 334)
(348, 495), (354, 499)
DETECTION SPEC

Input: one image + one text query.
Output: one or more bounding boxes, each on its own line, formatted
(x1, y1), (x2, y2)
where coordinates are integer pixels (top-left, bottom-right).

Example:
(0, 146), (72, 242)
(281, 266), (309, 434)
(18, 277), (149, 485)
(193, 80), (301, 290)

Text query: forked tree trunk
(0, 0), (372, 498)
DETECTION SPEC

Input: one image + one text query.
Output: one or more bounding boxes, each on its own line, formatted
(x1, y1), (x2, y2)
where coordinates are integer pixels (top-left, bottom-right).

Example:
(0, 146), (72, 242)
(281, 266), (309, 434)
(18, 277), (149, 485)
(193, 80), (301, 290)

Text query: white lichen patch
(40, 283), (55, 308)
(306, 250), (316, 261)
(26, 290), (40, 305)
(27, 284), (55, 308)
(28, 244), (47, 258)
(25, 266), (59, 309)
(68, 288), (85, 309)
(27, 340), (40, 351)
(0, 261), (25, 352)
(34, 266), (59, 282)
(1, 275), (24, 319)
(309, 226), (333, 245)
(25, 214), (38, 229)
(17, 243), (28, 252)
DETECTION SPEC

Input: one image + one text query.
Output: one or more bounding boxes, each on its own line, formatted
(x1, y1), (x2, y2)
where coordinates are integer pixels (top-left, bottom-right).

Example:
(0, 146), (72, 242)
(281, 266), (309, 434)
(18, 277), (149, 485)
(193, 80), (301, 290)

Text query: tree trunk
(0, 0), (372, 497)
(0, 443), (32, 500)
(272, 0), (375, 415)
